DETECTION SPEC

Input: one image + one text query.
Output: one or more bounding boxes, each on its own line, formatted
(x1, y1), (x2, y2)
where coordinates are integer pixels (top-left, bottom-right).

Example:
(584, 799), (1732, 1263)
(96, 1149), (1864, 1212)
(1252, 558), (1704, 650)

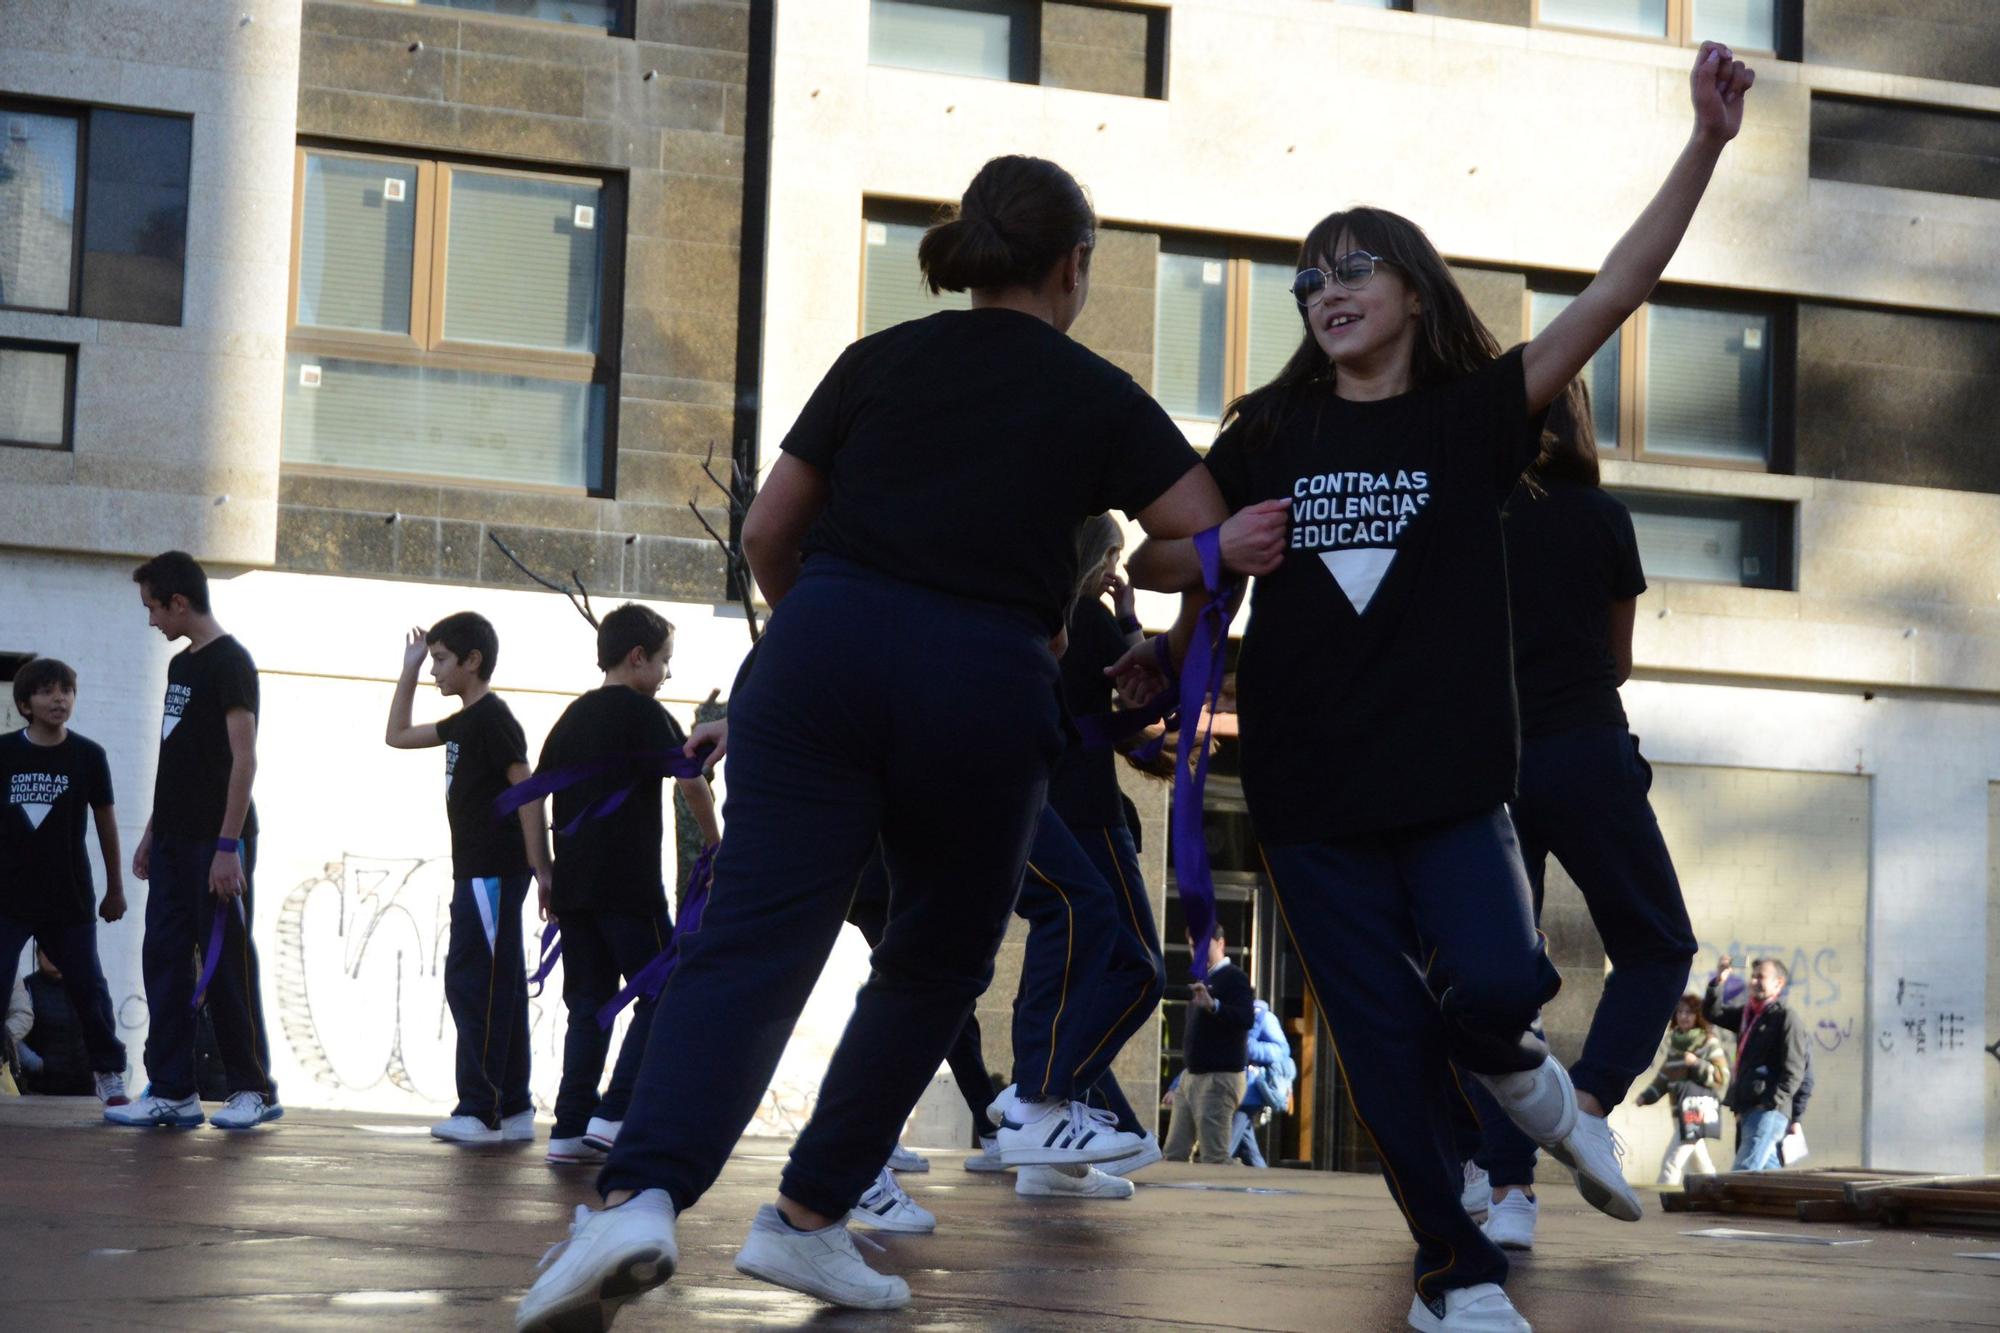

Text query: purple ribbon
(1173, 527), (1230, 982)
(192, 899), (247, 1008)
(493, 744), (717, 838)
(526, 921), (562, 999)
(595, 842), (718, 1030)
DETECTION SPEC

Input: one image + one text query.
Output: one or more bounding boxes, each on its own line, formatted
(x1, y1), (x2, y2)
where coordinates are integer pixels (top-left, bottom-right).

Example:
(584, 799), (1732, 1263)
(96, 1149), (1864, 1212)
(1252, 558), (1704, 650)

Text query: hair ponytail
(919, 155), (1096, 294)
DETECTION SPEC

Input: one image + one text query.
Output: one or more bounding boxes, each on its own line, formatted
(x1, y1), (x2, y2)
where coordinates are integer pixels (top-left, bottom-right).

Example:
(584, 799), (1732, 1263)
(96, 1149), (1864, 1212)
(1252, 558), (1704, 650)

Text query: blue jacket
(1240, 1001), (1295, 1111)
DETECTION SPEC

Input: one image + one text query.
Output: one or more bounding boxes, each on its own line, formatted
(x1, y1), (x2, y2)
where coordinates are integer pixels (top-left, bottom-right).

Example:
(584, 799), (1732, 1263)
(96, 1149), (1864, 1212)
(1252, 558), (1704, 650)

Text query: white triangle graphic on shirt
(21, 802), (52, 830)
(1319, 548), (1398, 614)
(161, 715), (181, 739)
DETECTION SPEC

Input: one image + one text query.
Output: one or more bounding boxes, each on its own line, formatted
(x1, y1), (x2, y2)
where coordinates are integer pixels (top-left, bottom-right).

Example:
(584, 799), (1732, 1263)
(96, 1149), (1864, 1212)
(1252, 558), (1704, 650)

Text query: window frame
(357, 0), (634, 39)
(1530, 0), (1786, 58)
(0, 97), (86, 318)
(1522, 278), (1793, 474)
(285, 141), (625, 496)
(0, 336), (78, 452)
(1155, 234), (1302, 432)
(1610, 486), (1797, 590)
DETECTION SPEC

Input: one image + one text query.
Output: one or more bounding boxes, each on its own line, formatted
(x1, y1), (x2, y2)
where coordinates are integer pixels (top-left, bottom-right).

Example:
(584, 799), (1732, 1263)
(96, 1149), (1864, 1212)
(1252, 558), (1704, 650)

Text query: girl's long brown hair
(1676, 992), (1714, 1034)
(1530, 376), (1601, 487)
(1222, 206), (1502, 449)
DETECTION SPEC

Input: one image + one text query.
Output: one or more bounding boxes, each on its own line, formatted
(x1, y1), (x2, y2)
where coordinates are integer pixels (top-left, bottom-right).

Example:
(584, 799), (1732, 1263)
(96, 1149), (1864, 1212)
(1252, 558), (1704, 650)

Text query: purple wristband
(215, 836), (240, 855)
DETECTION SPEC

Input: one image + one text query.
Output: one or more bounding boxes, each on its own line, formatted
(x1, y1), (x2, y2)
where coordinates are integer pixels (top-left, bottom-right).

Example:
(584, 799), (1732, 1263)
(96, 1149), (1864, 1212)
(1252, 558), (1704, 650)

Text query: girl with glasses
(1120, 43), (1755, 1333)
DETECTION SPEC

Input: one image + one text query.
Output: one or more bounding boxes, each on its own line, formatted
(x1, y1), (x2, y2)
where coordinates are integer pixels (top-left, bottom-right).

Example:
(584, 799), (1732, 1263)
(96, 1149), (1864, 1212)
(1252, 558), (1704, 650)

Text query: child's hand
(131, 830), (151, 881)
(401, 626), (428, 677)
(1690, 42), (1753, 145)
(686, 719), (728, 767)
(100, 889), (127, 924)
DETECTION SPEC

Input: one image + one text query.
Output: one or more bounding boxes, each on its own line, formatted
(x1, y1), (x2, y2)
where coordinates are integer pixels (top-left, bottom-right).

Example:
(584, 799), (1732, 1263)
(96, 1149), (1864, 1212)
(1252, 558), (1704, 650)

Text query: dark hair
(919, 155), (1096, 295)
(1069, 514), (1123, 619)
(596, 603), (674, 672)
(1223, 206), (1501, 450)
(132, 550), (210, 614)
(1751, 957), (1790, 984)
(1529, 377), (1601, 487)
(12, 657), (77, 714)
(1188, 922), (1226, 944)
(1674, 992), (1713, 1034)
(426, 611), (499, 681)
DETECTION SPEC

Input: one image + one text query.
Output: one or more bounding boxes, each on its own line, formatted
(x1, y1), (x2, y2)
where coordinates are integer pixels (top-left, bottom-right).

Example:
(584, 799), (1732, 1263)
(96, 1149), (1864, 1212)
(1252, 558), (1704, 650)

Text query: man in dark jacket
(1704, 954), (1809, 1170)
(1163, 924), (1255, 1165)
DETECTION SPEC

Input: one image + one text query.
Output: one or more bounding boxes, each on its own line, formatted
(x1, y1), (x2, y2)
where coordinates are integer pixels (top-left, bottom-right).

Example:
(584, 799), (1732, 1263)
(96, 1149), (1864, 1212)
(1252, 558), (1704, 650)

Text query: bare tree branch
(690, 439), (762, 643)
(487, 532), (600, 629)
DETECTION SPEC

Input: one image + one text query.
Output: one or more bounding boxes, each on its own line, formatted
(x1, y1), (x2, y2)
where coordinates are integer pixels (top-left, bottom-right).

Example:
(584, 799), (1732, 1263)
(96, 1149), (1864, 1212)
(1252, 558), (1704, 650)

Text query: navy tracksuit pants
(599, 559), (1063, 1218)
(552, 905), (671, 1138)
(141, 833), (274, 1101)
(1469, 725), (1696, 1188)
(443, 873), (534, 1126)
(1014, 813), (1164, 1131)
(1263, 806), (1558, 1304)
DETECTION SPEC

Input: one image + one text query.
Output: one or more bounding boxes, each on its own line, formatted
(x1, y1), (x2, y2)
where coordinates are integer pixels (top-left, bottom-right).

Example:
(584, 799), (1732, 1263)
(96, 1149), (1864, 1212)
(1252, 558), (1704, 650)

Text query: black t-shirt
(782, 309), (1200, 634)
(1504, 480), (1646, 740)
(435, 692), (531, 879)
(538, 686), (687, 915)
(1046, 599), (1130, 830)
(1, 730), (114, 925)
(1205, 349), (1548, 844)
(152, 636), (259, 840)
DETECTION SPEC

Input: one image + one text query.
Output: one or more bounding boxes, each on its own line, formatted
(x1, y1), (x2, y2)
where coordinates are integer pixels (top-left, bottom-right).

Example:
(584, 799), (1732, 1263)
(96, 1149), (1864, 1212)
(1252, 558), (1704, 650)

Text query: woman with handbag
(1634, 994), (1731, 1185)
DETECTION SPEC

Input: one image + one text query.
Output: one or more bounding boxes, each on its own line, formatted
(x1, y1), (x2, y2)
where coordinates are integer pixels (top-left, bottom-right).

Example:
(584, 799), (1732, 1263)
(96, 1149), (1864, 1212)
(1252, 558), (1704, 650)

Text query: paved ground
(5, 1097), (1998, 1331)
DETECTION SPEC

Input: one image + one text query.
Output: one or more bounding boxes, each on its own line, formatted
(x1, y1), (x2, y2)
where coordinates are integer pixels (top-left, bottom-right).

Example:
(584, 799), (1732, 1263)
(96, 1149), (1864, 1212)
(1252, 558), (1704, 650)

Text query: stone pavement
(4, 1097), (1997, 1331)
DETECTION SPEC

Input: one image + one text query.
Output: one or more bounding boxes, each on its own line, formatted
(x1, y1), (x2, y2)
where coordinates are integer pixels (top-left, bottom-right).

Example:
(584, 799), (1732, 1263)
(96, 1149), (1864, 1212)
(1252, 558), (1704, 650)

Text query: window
(283, 147), (617, 492)
(0, 338), (73, 449)
(870, 0), (1168, 99)
(1534, 0), (1778, 53)
(1529, 286), (1782, 468)
(388, 0), (625, 34)
(1154, 243), (1303, 426)
(0, 101), (191, 324)
(1612, 489), (1793, 589)
(859, 215), (969, 336)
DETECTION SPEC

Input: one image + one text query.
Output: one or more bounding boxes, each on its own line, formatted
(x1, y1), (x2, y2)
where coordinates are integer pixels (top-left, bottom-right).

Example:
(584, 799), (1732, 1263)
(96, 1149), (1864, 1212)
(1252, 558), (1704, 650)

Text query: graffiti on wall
(1878, 976), (1973, 1059)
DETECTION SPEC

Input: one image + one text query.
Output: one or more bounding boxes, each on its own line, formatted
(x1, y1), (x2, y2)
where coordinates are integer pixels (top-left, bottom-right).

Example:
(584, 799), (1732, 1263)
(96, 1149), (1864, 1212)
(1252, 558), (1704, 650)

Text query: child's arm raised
(385, 627), (442, 748)
(1523, 42), (1754, 414)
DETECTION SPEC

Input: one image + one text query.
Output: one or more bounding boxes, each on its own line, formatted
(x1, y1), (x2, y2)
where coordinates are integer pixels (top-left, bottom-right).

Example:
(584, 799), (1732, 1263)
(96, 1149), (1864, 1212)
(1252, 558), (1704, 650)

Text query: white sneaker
(1482, 1190), (1537, 1251)
(502, 1109), (537, 1142)
(583, 1117), (621, 1153)
(548, 1136), (607, 1166)
(1544, 1111), (1641, 1222)
(963, 1133), (1008, 1173)
(1407, 1283), (1532, 1332)
(733, 1202), (910, 1310)
(886, 1142), (931, 1173)
(104, 1093), (203, 1128)
(985, 1083), (1018, 1128)
(995, 1099), (1144, 1166)
(1461, 1159), (1491, 1222)
(93, 1071), (130, 1106)
(433, 1114), (502, 1145)
(1016, 1164), (1134, 1199)
(210, 1091), (284, 1130)
(1472, 1059), (1576, 1147)
(1099, 1132), (1163, 1178)
(515, 1190), (676, 1333)
(848, 1166), (937, 1233)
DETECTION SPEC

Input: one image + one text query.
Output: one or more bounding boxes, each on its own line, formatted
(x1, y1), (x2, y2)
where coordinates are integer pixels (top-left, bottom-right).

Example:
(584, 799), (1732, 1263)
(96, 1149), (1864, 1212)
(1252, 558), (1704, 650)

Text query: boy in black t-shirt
(530, 604), (718, 1166)
(0, 658), (131, 1105)
(112, 551), (279, 1131)
(385, 611), (552, 1146)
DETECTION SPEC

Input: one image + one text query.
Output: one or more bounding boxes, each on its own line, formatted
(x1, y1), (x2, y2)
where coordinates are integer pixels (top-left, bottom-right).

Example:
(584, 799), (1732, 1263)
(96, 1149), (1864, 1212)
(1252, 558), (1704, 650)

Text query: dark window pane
(80, 109), (190, 326)
(1613, 489), (1791, 589)
(0, 342), (72, 448)
(0, 111), (79, 312)
(861, 217), (968, 335)
(870, 0), (1033, 82)
(1644, 303), (1772, 465)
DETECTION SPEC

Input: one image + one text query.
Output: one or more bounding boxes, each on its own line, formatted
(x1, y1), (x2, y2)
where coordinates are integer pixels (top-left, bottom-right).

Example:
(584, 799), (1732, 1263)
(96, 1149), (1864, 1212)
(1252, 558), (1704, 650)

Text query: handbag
(1677, 1092), (1723, 1143)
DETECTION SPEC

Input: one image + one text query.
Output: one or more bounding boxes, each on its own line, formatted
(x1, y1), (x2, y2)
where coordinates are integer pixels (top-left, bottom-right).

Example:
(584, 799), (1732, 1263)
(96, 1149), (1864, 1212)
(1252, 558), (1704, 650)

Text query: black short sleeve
(87, 743), (114, 810)
(1608, 499), (1647, 601)
(652, 704), (688, 752)
(216, 651), (259, 717)
(779, 345), (853, 472)
(1472, 346), (1549, 496)
(1097, 386), (1202, 519)
(1203, 420), (1254, 512)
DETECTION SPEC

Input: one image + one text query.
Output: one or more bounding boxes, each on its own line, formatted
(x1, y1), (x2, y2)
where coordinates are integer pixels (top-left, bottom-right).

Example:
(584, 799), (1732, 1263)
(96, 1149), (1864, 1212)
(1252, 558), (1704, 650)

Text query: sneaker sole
(435, 1132), (505, 1145)
(213, 1109), (286, 1132)
(887, 1159), (930, 1174)
(517, 1246), (675, 1333)
(733, 1256), (908, 1311)
(845, 1213), (936, 1234)
(997, 1142), (1132, 1167)
(1016, 1181), (1132, 1199)
(105, 1114), (204, 1129)
(1100, 1142), (1164, 1178)
(1543, 1140), (1644, 1223)
(581, 1136), (616, 1153)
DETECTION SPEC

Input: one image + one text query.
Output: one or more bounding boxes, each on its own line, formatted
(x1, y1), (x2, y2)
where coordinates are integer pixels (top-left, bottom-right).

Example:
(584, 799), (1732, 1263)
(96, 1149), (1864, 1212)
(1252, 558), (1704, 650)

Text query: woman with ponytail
(519, 154), (1279, 1329)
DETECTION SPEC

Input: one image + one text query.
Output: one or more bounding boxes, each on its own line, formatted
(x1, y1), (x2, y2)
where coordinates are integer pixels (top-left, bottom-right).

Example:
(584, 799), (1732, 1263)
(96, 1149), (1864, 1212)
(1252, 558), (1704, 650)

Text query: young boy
(385, 611), (552, 1146)
(1, 657), (131, 1105)
(533, 603), (718, 1165)
(112, 551), (280, 1130)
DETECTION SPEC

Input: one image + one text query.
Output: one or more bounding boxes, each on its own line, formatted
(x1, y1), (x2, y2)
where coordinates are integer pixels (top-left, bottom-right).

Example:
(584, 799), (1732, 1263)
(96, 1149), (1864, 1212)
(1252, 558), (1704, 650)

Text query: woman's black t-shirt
(1046, 599), (1129, 830)
(1504, 480), (1647, 740)
(781, 309), (1200, 634)
(435, 692), (531, 880)
(1204, 348), (1547, 844)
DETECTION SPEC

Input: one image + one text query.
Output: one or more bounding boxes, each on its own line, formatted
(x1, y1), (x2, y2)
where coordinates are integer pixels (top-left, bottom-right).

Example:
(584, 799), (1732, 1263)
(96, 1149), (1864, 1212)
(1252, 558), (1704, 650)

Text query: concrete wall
(1805, 0), (2000, 92)
(0, 0), (301, 566)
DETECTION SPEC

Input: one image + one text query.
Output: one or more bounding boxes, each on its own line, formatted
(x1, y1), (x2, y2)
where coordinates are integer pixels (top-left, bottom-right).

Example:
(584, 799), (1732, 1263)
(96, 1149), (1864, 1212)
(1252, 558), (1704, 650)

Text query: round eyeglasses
(1291, 251), (1395, 307)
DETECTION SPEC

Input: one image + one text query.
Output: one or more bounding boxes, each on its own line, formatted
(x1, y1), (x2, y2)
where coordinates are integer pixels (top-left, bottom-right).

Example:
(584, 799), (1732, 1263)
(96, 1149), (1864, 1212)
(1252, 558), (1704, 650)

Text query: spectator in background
(1163, 923), (1255, 1165)
(1704, 955), (1809, 1171)
(1231, 999), (1295, 1168)
(1634, 993), (1730, 1184)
